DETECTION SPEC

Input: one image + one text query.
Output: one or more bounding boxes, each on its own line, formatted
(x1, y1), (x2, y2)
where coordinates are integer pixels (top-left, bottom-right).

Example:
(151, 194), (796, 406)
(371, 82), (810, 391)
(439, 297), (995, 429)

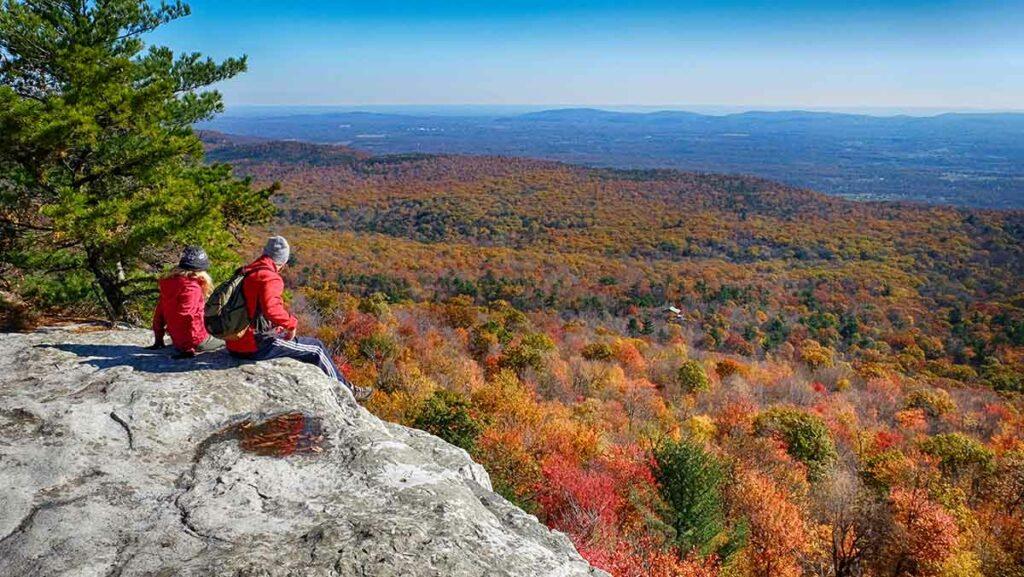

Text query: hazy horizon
(217, 103), (1024, 118)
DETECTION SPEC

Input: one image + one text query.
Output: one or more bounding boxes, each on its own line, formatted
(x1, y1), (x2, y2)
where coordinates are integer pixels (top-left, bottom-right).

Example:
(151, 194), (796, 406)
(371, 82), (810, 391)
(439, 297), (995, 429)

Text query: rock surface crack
(0, 497), (86, 546)
(109, 411), (134, 450)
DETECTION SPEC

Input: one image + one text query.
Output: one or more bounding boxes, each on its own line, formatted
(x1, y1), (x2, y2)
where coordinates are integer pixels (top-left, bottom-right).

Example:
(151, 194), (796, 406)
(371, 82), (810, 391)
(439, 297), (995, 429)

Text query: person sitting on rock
(226, 236), (373, 402)
(149, 246), (224, 358)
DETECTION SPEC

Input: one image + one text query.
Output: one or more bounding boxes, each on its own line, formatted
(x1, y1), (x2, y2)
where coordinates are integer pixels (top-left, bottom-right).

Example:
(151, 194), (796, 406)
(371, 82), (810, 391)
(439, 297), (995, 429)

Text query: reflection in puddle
(231, 412), (325, 457)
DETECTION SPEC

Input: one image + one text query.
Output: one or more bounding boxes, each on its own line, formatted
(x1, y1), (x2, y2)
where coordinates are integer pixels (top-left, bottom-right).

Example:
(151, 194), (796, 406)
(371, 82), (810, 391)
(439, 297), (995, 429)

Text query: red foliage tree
(886, 488), (959, 576)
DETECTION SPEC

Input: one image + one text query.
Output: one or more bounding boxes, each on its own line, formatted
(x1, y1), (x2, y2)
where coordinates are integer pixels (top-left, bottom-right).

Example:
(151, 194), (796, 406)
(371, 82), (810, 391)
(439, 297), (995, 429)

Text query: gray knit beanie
(178, 245), (210, 271)
(263, 236), (290, 265)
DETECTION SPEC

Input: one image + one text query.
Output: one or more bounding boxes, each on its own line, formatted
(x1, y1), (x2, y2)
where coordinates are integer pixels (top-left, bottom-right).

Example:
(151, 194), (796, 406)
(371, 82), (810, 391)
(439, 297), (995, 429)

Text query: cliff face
(0, 327), (606, 577)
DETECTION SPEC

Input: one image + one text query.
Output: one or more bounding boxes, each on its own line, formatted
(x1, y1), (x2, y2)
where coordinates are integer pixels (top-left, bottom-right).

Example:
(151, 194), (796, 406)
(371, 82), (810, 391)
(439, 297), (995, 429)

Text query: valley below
(202, 132), (1024, 576)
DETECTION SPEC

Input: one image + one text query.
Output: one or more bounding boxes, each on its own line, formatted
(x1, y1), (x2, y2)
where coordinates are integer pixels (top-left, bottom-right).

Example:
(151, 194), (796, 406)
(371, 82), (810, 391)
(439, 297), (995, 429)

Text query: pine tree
(0, 1), (276, 321)
(654, 438), (731, 557)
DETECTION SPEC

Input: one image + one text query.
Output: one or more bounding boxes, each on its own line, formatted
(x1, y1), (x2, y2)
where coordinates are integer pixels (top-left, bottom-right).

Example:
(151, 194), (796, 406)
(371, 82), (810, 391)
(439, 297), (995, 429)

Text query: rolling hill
(199, 108), (1024, 208)
(200, 133), (1024, 576)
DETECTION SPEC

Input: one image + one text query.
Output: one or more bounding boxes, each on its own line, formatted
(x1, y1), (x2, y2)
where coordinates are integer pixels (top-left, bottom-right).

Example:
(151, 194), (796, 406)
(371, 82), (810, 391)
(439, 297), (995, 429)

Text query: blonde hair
(163, 267), (214, 298)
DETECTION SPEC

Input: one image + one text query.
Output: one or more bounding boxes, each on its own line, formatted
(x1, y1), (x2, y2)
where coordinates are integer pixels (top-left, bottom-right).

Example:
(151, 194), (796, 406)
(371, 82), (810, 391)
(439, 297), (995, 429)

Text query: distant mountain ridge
(199, 108), (1024, 208)
(202, 131), (368, 166)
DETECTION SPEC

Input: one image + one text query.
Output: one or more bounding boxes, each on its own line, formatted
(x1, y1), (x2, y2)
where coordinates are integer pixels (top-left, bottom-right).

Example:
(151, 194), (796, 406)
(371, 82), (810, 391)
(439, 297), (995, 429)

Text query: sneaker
(351, 385), (374, 402)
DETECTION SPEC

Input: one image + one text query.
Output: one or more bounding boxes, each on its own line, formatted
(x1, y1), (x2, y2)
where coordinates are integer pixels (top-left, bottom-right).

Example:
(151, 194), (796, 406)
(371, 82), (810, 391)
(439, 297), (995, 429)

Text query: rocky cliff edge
(0, 326), (606, 577)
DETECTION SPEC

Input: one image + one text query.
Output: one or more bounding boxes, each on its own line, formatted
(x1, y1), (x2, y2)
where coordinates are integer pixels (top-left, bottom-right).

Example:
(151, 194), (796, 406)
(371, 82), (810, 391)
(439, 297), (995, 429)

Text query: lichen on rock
(0, 326), (606, 577)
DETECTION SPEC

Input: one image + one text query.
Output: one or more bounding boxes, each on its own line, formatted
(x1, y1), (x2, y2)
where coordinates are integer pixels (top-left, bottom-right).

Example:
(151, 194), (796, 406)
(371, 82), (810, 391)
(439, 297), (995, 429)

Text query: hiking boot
(351, 385), (374, 402)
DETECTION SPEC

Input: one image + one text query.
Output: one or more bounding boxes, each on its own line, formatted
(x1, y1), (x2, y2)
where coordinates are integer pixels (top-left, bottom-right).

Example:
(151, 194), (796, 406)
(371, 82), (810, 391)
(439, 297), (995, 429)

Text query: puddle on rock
(231, 412), (326, 457)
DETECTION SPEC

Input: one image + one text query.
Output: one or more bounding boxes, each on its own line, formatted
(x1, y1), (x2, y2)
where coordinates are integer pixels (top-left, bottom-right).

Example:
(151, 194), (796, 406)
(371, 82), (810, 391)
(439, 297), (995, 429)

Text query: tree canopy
(0, 0), (276, 321)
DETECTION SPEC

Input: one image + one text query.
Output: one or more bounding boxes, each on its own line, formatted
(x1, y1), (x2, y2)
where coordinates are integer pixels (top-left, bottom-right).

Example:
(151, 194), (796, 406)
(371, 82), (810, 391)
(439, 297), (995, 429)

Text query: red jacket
(226, 255), (298, 355)
(152, 275), (210, 353)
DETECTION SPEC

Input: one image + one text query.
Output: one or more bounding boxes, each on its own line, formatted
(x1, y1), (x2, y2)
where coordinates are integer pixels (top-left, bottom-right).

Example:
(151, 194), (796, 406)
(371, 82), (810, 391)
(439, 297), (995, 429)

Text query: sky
(148, 1), (1024, 112)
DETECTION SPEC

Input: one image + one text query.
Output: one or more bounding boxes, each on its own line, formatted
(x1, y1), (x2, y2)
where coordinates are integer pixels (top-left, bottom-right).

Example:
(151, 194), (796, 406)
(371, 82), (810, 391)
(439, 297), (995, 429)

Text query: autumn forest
(202, 133), (1024, 577)
(2, 2), (1023, 576)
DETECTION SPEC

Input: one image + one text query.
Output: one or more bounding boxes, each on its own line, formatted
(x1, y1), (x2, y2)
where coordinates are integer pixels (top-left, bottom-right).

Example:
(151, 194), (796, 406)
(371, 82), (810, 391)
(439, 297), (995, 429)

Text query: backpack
(204, 268), (252, 341)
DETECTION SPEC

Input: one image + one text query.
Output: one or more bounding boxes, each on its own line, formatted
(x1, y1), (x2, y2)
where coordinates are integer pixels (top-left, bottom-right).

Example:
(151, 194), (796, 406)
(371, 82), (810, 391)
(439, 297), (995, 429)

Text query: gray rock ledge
(0, 326), (606, 577)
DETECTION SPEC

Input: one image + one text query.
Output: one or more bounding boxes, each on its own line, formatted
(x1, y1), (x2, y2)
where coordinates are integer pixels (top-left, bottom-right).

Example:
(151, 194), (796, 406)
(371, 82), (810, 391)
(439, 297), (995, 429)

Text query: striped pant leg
(256, 336), (348, 387)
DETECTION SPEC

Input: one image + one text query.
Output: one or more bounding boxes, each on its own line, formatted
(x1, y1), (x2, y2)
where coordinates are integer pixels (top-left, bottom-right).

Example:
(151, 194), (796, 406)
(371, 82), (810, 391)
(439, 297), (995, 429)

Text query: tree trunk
(86, 247), (127, 323)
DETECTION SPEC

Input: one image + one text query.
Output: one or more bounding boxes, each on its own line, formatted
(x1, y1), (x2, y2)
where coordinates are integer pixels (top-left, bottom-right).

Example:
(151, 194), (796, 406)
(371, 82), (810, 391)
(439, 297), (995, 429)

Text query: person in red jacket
(227, 236), (372, 401)
(149, 246), (224, 358)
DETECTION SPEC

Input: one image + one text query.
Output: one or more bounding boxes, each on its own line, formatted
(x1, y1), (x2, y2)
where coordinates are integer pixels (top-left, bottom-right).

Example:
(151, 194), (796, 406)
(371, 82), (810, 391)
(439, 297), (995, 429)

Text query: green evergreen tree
(654, 438), (737, 557)
(0, 0), (276, 321)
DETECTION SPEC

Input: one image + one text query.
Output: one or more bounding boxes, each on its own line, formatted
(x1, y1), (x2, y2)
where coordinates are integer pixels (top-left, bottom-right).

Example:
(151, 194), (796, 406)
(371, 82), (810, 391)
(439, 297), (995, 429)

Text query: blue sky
(149, 1), (1024, 111)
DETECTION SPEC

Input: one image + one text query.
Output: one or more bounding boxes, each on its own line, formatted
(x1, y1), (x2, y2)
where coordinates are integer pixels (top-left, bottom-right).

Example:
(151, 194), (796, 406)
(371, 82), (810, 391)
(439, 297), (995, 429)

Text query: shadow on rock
(42, 343), (244, 373)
